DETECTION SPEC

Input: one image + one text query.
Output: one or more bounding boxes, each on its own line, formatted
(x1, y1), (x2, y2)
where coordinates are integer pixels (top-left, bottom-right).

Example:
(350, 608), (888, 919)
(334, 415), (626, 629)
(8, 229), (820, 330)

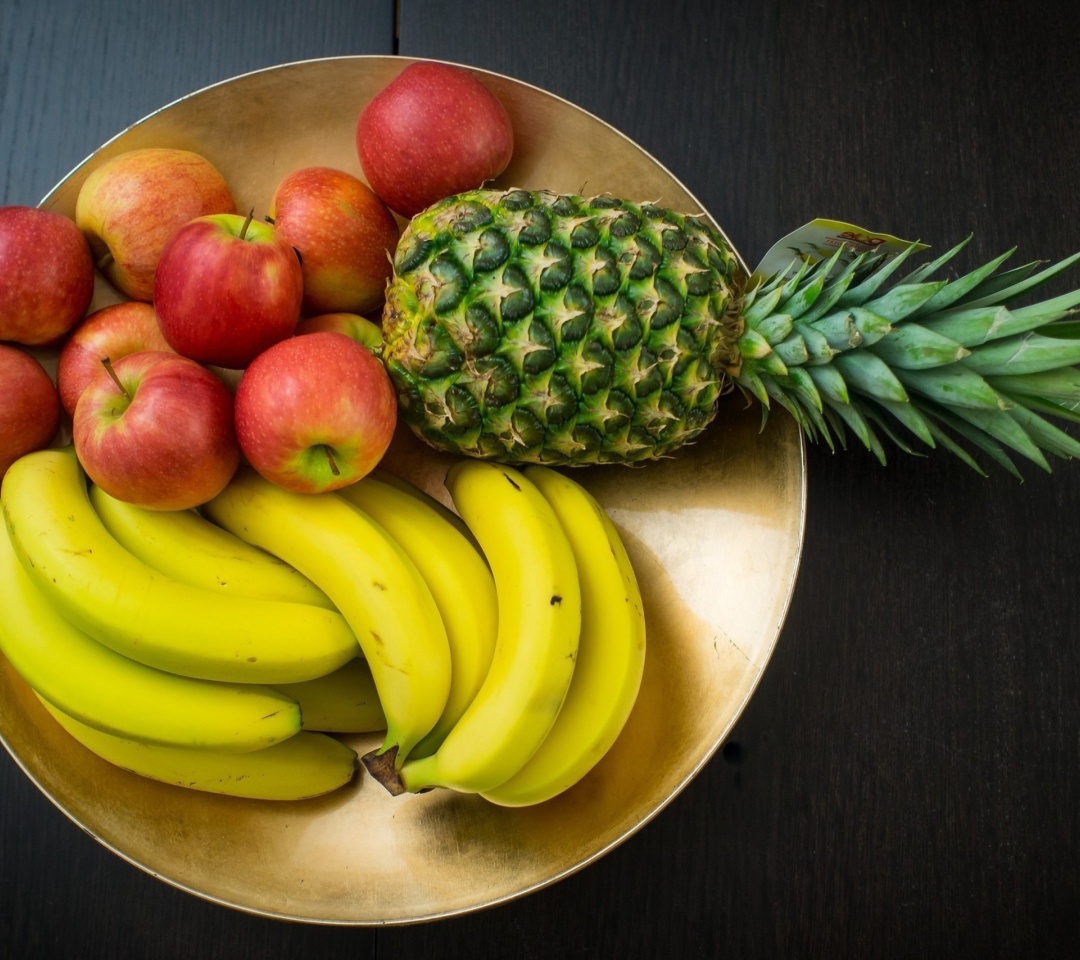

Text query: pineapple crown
(732, 238), (1080, 477)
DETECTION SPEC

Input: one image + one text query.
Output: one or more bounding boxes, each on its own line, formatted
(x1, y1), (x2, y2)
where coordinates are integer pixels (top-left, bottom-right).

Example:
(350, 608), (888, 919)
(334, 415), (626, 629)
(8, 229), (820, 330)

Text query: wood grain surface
(3, 0), (1080, 957)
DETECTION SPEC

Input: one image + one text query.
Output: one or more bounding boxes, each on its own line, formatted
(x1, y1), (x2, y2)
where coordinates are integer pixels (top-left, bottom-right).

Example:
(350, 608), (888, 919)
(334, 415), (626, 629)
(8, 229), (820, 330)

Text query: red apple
(0, 206), (94, 345)
(269, 166), (400, 315)
(234, 331), (397, 494)
(0, 345), (61, 477)
(72, 351), (240, 510)
(154, 213), (303, 369)
(294, 312), (383, 351)
(56, 301), (174, 417)
(74, 147), (236, 301)
(357, 61), (514, 217)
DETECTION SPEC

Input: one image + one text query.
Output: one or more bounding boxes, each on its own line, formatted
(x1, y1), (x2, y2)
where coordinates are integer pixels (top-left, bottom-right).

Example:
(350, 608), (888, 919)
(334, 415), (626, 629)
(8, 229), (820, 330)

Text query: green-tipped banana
(39, 697), (358, 801)
(273, 658), (386, 734)
(481, 466), (646, 806)
(1, 447), (357, 684)
(0, 521), (300, 751)
(202, 467), (451, 764)
(337, 473), (497, 757)
(372, 460), (581, 796)
(88, 484), (333, 609)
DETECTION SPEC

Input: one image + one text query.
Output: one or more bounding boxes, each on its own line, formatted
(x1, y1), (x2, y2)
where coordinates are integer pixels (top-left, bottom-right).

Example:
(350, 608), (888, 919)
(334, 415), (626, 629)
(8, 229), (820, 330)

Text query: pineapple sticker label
(751, 219), (929, 283)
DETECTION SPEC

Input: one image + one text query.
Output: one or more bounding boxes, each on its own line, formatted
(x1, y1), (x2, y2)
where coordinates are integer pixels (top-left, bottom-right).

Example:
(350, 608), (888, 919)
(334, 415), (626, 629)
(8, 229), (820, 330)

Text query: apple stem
(324, 446), (340, 477)
(95, 251), (114, 271)
(100, 357), (132, 401)
(240, 207), (255, 240)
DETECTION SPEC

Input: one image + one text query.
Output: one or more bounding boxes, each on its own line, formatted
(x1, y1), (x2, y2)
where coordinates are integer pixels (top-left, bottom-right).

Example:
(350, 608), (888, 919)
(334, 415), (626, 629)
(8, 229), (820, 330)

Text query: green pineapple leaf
(738, 242), (1080, 475)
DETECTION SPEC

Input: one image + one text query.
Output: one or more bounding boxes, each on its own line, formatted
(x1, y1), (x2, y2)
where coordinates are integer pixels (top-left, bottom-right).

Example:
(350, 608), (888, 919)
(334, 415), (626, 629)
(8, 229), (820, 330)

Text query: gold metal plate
(0, 56), (806, 924)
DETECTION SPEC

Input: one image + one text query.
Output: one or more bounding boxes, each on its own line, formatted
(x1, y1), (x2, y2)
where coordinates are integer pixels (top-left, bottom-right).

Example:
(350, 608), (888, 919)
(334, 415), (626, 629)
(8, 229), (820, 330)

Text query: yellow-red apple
(75, 148), (236, 301)
(0, 206), (94, 345)
(154, 213), (303, 369)
(269, 166), (400, 316)
(72, 351), (239, 510)
(234, 331), (397, 494)
(56, 301), (173, 416)
(0, 344), (61, 477)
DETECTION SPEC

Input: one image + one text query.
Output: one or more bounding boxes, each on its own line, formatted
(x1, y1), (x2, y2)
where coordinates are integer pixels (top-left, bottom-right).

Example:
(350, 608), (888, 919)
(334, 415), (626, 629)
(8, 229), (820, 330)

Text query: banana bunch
(478, 465), (646, 807)
(360, 460), (648, 807)
(1, 445), (646, 807)
(335, 472), (497, 758)
(2, 448), (357, 684)
(0, 447), (378, 799)
(203, 467), (459, 763)
(86, 483), (388, 735)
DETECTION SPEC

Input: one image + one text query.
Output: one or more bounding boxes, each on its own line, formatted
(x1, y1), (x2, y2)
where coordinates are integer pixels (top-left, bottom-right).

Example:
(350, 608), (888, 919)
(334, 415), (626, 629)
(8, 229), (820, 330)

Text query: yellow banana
(88, 484), (333, 609)
(272, 658), (386, 733)
(38, 696), (358, 801)
(202, 467), (451, 764)
(380, 460), (581, 796)
(481, 466), (646, 806)
(337, 473), (497, 757)
(369, 468), (476, 543)
(0, 520), (301, 751)
(1, 448), (358, 684)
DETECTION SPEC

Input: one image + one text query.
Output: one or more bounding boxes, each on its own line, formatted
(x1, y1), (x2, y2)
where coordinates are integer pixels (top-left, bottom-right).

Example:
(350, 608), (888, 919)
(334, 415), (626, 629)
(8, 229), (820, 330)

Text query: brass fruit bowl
(0, 56), (805, 924)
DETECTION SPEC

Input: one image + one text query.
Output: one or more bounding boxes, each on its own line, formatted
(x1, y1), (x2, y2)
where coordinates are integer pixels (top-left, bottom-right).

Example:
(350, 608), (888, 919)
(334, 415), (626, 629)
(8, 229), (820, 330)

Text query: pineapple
(381, 188), (1080, 476)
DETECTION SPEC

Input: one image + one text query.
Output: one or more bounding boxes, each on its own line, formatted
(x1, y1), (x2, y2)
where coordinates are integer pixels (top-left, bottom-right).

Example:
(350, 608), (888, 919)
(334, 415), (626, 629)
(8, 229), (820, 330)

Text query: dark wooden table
(4, 1), (1080, 956)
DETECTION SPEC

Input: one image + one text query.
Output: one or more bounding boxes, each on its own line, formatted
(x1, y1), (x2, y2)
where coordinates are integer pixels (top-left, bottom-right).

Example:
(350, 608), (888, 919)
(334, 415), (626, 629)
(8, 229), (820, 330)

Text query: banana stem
(361, 746), (406, 795)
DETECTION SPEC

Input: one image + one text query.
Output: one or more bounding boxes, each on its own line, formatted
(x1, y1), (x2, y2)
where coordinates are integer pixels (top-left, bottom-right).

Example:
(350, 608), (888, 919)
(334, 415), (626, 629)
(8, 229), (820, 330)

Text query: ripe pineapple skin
(381, 188), (744, 465)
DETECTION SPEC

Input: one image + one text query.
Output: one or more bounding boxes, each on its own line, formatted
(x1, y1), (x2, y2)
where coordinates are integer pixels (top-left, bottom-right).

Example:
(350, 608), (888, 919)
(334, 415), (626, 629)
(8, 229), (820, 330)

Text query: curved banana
(337, 473), (498, 757)
(273, 658), (386, 734)
(202, 466), (451, 764)
(0, 520), (301, 751)
(378, 460), (581, 796)
(481, 466), (646, 806)
(88, 484), (333, 609)
(1, 448), (358, 684)
(368, 468), (476, 544)
(39, 697), (358, 801)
